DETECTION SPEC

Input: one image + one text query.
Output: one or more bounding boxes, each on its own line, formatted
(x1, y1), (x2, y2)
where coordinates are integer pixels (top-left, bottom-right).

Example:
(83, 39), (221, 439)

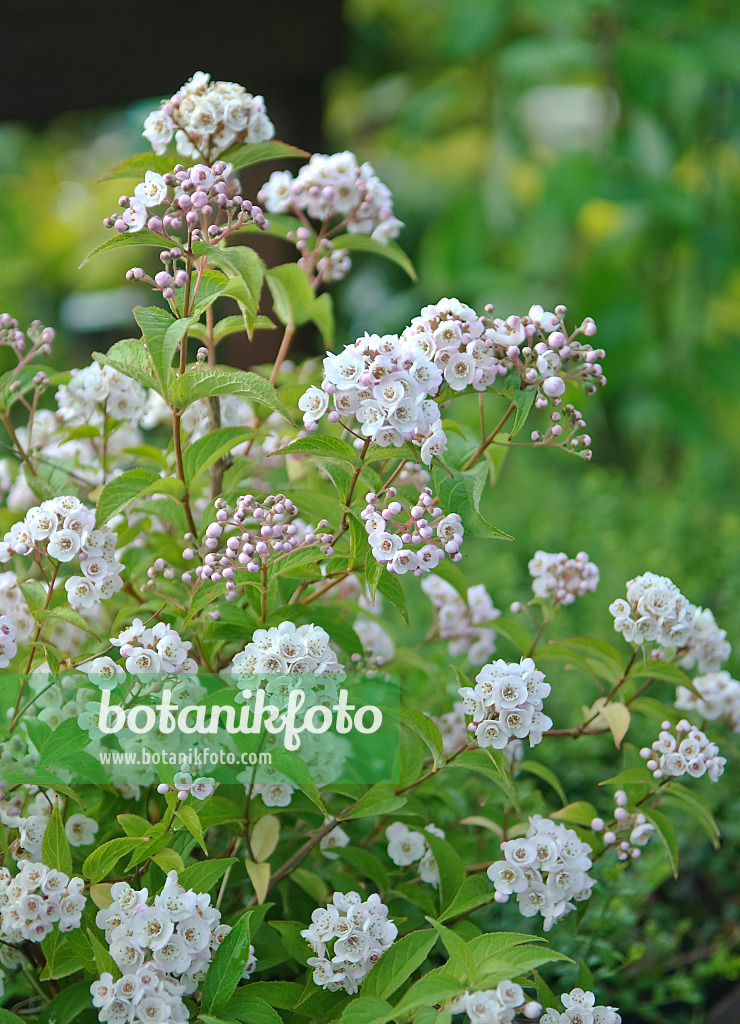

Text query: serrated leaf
(330, 233), (417, 282)
(643, 807), (679, 876)
(83, 838), (141, 882)
(424, 832), (466, 912)
(169, 367), (289, 420)
(36, 605), (101, 639)
(399, 708), (444, 767)
(344, 783), (407, 820)
(201, 911), (254, 1014)
(178, 858), (239, 893)
(98, 152), (175, 182)
(274, 435), (360, 464)
(87, 927), (119, 977)
(219, 139), (309, 170)
(550, 801), (598, 828)
(134, 305), (197, 394)
(226, 993), (285, 1024)
(93, 338), (158, 392)
(437, 875), (493, 923)
(431, 464), (512, 541)
(266, 263), (334, 346)
(183, 426), (258, 486)
(79, 228), (171, 268)
(508, 386), (536, 438)
(41, 803), (73, 875)
(361, 929), (437, 999)
(95, 468), (184, 527)
(176, 804), (207, 852)
(38, 981), (94, 1024)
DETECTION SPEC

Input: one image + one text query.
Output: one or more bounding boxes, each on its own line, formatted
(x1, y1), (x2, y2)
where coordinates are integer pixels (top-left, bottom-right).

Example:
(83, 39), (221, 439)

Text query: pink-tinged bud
(147, 217), (163, 233)
(114, 218), (127, 233)
(543, 376), (566, 398)
(210, 610), (220, 620)
(177, 790), (189, 801)
(591, 817), (605, 831)
(583, 321), (597, 336)
(156, 783), (170, 795)
(555, 304), (567, 317)
(493, 891), (509, 904)
(155, 272), (172, 289)
(506, 345), (520, 359)
(603, 831), (617, 845)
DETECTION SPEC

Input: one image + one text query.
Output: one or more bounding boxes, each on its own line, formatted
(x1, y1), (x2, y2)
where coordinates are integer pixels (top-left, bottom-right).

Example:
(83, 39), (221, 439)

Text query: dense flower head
(421, 576), (499, 664)
(143, 71), (274, 160)
(192, 494), (333, 598)
(447, 982), (535, 1023)
(529, 550), (599, 605)
(640, 719), (726, 781)
(0, 497), (123, 613)
(675, 670), (740, 730)
(385, 821), (445, 886)
(230, 620), (344, 680)
(301, 891), (397, 994)
(362, 487), (463, 576)
(103, 618), (196, 681)
(609, 572), (694, 647)
(541, 987), (621, 1024)
(93, 870), (256, 1021)
(0, 859), (86, 943)
(259, 151), (404, 253)
(677, 606), (731, 673)
(487, 815), (595, 930)
(459, 656), (552, 750)
(56, 362), (147, 424)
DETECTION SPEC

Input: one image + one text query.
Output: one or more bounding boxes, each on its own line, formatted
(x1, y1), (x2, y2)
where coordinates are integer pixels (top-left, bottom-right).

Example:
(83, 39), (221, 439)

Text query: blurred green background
(1, 2), (739, 1019)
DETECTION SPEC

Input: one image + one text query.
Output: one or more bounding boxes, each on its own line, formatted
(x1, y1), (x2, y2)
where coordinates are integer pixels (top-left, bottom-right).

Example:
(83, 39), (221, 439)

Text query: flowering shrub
(0, 70), (733, 1023)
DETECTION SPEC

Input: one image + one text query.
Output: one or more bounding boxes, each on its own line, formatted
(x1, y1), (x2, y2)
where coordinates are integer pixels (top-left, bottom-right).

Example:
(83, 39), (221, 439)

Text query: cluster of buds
(156, 773), (215, 802)
(362, 487), (463, 576)
(675, 670), (740, 731)
(142, 71), (274, 160)
(640, 720), (726, 781)
(421, 577), (500, 665)
(528, 550), (599, 605)
(108, 161), (267, 257)
(591, 790), (654, 861)
(0, 315), (54, 358)
(293, 230), (352, 285)
(186, 494), (333, 598)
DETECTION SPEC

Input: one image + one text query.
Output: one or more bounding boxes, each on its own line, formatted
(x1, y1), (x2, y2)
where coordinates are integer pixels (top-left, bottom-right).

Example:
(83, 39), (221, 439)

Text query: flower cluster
(421, 576), (499, 664)
(362, 487), (463, 576)
(298, 329), (447, 463)
(677, 606), (731, 673)
(385, 821), (444, 886)
(0, 860), (85, 942)
(231, 620), (344, 679)
(541, 988), (621, 1024)
(590, 790), (654, 861)
(142, 71), (274, 160)
(56, 362), (147, 424)
(487, 816), (595, 930)
(109, 161), (267, 251)
(320, 821), (351, 859)
(609, 572), (694, 647)
(94, 871), (254, 1009)
(259, 151), (403, 244)
(156, 773), (215, 802)
(459, 657), (552, 750)
(0, 572), (33, 642)
(528, 550), (599, 605)
(91, 966), (189, 1024)
(640, 719), (726, 781)
(0, 616), (17, 669)
(301, 891), (397, 994)
(447, 982), (539, 1023)
(675, 670), (740, 730)
(188, 494), (333, 597)
(0, 497), (123, 613)
(0, 315), (54, 361)
(79, 619), (196, 686)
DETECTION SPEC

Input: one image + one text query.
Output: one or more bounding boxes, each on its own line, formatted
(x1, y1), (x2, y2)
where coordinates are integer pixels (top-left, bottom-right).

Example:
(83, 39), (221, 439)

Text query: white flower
(65, 814), (98, 847)
(134, 171), (168, 208)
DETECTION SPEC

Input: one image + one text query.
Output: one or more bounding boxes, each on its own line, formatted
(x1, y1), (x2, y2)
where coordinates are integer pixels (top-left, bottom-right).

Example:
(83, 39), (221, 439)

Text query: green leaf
(362, 930), (437, 999)
(517, 760), (567, 804)
(41, 803), (73, 875)
(98, 152), (176, 181)
(135, 305), (197, 395)
(268, 749), (326, 813)
(201, 910), (254, 1015)
(95, 468), (184, 527)
(437, 875), (494, 923)
(79, 228), (171, 268)
(219, 139), (309, 170)
(40, 932), (84, 981)
(169, 366), (290, 420)
(192, 269), (229, 317)
(37, 717), (93, 772)
(631, 662), (695, 687)
(431, 464), (513, 541)
(550, 802), (598, 828)
(225, 993), (284, 1024)
(93, 338), (158, 392)
(508, 386), (536, 439)
(343, 783), (407, 820)
(425, 919), (475, 979)
(335, 847), (390, 890)
(269, 920), (311, 963)
(336, 997), (394, 1024)
(554, 637), (624, 672)
(83, 838), (141, 883)
(183, 427), (258, 486)
(399, 708), (444, 767)
(392, 969), (466, 1019)
(178, 859), (240, 895)
(194, 244), (265, 336)
(266, 264), (334, 346)
(274, 435), (360, 464)
(176, 804), (207, 853)
(662, 781), (720, 847)
(87, 927), (119, 977)
(38, 981), (94, 1024)
(330, 233), (417, 282)
(238, 982), (303, 1009)
(0, 1011), (25, 1023)
(643, 807), (679, 876)
(424, 832), (466, 912)
(36, 605), (101, 639)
